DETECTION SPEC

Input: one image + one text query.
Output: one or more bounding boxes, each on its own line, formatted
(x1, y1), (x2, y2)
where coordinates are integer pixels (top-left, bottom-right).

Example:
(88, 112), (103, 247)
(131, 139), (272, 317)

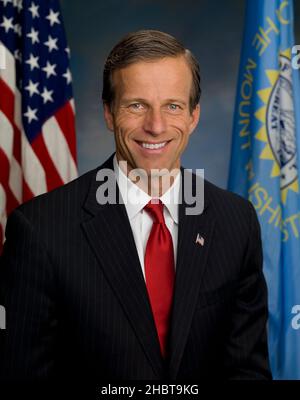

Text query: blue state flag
(228, 0), (300, 379)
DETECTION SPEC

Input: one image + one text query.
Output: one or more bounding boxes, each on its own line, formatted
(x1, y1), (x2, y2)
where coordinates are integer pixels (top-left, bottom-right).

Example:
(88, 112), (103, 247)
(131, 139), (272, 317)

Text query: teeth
(141, 142), (167, 149)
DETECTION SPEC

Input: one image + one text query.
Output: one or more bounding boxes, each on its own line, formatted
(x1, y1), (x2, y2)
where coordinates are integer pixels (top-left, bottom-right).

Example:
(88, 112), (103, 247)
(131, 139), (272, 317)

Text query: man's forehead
(112, 56), (192, 88)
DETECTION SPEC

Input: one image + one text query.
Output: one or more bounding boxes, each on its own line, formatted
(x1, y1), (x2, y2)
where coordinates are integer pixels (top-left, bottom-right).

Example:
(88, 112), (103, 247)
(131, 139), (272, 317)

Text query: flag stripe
(0, 78), (22, 164)
(55, 101), (77, 163)
(0, 111), (22, 203)
(0, 110), (13, 162)
(13, 88), (48, 197)
(42, 115), (77, 183)
(21, 131), (47, 196)
(0, 148), (19, 213)
(9, 158), (22, 203)
(0, 185), (7, 222)
(31, 133), (65, 191)
(0, 78), (16, 126)
(0, 44), (15, 92)
(0, 83), (38, 204)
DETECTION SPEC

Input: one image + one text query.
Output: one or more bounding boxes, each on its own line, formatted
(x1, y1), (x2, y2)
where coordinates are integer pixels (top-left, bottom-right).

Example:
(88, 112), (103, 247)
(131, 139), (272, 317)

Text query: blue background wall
(60, 0), (300, 188)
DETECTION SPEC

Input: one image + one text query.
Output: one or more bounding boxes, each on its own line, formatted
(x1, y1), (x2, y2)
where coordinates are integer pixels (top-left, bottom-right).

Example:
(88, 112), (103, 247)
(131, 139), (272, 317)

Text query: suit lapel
(81, 156), (164, 378)
(169, 174), (215, 379)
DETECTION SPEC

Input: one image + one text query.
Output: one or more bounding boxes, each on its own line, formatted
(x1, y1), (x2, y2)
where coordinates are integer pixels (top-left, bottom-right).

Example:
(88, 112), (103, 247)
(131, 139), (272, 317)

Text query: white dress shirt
(113, 156), (180, 279)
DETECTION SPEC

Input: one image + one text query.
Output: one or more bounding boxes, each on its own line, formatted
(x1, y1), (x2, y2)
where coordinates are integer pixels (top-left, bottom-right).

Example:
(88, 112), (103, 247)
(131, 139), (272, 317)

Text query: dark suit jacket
(0, 154), (271, 381)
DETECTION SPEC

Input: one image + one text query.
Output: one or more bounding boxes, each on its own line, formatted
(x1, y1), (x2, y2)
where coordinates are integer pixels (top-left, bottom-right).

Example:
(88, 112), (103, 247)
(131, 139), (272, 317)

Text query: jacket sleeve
(223, 201), (272, 380)
(0, 208), (57, 382)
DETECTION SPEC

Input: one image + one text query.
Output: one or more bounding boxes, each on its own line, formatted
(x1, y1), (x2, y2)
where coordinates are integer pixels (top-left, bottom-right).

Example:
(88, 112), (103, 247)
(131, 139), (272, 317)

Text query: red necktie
(144, 200), (175, 357)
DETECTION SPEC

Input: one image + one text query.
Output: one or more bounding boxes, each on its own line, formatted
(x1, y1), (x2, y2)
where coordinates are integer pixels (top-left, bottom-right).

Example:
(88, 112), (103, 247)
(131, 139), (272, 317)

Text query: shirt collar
(113, 155), (180, 224)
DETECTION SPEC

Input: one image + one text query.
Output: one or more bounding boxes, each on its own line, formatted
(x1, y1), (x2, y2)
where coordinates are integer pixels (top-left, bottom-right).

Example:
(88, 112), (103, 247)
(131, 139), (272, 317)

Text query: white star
(42, 61), (56, 78)
(14, 49), (22, 62)
(14, 23), (22, 36)
(0, 16), (14, 33)
(65, 47), (71, 57)
(63, 68), (72, 84)
(25, 53), (39, 71)
(44, 35), (58, 52)
(28, 2), (39, 18)
(13, 0), (22, 11)
(41, 87), (54, 104)
(0, 0), (13, 6)
(26, 27), (39, 44)
(46, 9), (60, 27)
(24, 80), (39, 97)
(24, 106), (38, 123)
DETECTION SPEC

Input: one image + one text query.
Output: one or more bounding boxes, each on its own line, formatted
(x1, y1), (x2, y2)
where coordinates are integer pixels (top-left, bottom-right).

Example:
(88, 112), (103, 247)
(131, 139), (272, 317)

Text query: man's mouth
(141, 141), (167, 149)
(135, 140), (171, 150)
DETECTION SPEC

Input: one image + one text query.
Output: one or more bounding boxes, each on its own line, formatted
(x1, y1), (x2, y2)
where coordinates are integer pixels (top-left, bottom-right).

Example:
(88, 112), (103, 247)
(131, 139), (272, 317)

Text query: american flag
(0, 0), (77, 253)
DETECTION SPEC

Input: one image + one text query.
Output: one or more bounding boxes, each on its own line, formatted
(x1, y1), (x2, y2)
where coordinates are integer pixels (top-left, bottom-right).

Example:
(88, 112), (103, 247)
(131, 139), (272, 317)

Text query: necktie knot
(144, 200), (165, 224)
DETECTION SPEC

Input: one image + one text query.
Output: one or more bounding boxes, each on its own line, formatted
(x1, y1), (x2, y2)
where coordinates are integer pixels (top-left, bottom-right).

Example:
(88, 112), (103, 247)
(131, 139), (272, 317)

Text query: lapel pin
(195, 233), (205, 246)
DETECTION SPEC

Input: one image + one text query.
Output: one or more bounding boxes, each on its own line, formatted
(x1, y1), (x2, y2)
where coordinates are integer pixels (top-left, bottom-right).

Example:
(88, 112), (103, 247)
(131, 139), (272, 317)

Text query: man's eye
(168, 104), (180, 111)
(129, 103), (144, 110)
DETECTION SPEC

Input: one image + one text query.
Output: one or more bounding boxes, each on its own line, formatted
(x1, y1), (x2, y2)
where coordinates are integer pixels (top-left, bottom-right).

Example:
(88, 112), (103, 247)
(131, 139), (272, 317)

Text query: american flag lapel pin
(195, 233), (205, 246)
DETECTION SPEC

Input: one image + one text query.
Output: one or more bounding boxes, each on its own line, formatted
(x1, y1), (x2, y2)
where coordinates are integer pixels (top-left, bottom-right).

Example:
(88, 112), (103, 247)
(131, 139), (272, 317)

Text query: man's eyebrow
(120, 98), (188, 105)
(121, 98), (148, 104)
(165, 99), (187, 105)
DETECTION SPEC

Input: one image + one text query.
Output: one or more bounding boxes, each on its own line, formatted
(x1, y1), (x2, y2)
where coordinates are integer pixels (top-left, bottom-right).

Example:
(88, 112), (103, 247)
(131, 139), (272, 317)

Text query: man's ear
(189, 104), (200, 135)
(103, 103), (114, 132)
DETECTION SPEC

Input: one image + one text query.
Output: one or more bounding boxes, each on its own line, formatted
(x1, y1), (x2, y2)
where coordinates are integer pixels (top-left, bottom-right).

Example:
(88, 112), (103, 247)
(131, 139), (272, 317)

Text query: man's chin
(132, 159), (178, 174)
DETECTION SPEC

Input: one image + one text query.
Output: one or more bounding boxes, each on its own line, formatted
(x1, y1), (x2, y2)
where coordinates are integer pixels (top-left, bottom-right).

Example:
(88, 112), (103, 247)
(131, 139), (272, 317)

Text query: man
(0, 30), (271, 381)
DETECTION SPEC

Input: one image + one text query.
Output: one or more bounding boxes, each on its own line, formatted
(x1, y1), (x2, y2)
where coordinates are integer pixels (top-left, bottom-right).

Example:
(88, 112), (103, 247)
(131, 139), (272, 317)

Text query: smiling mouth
(135, 140), (171, 150)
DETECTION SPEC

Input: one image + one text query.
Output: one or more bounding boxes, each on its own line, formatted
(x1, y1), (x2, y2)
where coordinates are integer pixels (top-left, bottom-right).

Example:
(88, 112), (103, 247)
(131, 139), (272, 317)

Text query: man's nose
(143, 108), (167, 136)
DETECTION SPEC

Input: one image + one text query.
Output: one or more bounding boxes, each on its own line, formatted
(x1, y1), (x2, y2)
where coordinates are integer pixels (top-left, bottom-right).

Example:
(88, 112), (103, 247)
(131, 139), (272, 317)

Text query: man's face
(104, 56), (200, 175)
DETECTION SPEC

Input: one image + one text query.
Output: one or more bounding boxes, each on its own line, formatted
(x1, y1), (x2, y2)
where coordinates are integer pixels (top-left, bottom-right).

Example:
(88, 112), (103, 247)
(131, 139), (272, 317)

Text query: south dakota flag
(228, 0), (300, 379)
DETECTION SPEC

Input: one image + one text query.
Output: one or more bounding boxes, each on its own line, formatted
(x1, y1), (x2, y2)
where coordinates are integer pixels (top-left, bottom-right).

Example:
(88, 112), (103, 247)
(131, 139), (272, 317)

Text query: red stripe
(0, 148), (20, 214)
(0, 78), (22, 164)
(0, 78), (14, 120)
(55, 101), (77, 163)
(31, 133), (64, 191)
(23, 179), (34, 202)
